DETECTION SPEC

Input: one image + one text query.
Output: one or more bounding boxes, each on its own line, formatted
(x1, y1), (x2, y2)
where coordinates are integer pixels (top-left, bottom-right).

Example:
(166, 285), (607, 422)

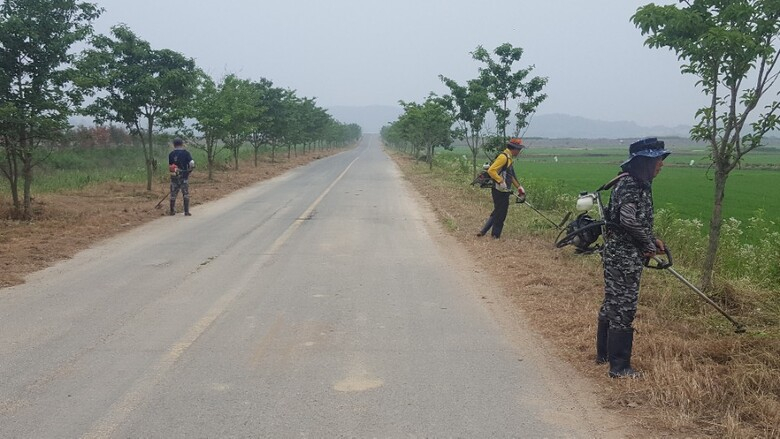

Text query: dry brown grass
(390, 151), (780, 438)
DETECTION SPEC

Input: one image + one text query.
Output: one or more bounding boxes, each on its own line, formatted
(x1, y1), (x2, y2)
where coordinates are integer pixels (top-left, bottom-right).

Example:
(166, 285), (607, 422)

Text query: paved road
(0, 135), (621, 437)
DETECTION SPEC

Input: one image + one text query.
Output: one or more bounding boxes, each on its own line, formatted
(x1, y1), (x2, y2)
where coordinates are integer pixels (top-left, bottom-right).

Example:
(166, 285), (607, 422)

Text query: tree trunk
(470, 133), (480, 177)
(144, 118), (154, 191)
(701, 168), (728, 290)
(22, 149), (33, 220)
(3, 142), (21, 211)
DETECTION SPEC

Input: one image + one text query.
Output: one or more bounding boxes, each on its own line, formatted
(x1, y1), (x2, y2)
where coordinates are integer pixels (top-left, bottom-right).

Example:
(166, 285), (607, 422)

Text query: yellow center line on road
(82, 155), (360, 439)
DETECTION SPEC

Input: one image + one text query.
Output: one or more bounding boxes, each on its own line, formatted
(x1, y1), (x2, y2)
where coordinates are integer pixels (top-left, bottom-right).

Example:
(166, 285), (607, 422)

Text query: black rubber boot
(596, 319), (609, 365)
(608, 328), (642, 378)
(169, 200), (176, 216)
(184, 199), (191, 216)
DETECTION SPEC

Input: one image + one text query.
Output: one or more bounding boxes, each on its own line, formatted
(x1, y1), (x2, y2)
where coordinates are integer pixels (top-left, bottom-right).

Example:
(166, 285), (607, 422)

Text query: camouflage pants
(170, 176), (189, 202)
(599, 238), (643, 330)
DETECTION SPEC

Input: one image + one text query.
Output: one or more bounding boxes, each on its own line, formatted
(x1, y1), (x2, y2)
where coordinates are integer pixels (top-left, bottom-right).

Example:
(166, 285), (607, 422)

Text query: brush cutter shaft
(520, 197), (563, 229)
(651, 256), (745, 332)
(155, 191), (171, 208)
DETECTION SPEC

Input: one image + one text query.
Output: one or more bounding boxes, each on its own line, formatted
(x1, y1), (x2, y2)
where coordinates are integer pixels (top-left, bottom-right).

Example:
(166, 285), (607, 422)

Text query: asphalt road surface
(0, 135), (626, 438)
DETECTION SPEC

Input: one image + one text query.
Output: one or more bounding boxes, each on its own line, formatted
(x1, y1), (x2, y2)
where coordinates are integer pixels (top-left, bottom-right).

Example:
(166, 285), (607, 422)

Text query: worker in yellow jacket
(477, 137), (526, 238)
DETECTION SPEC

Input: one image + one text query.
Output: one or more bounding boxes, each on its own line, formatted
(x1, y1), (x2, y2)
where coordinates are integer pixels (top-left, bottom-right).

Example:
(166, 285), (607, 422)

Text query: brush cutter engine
(556, 213), (605, 254)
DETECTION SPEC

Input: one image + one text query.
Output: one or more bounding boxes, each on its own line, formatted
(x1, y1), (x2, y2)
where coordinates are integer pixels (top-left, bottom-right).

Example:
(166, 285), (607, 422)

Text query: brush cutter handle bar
(645, 247), (673, 269)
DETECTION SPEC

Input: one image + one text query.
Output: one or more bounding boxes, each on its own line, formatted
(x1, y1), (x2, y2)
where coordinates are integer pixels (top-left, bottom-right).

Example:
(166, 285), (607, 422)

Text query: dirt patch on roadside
(0, 150), (343, 288)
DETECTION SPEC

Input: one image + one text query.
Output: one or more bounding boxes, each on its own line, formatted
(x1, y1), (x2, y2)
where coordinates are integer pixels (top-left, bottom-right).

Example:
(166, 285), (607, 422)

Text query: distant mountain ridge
(524, 113), (692, 139)
(325, 105), (693, 139)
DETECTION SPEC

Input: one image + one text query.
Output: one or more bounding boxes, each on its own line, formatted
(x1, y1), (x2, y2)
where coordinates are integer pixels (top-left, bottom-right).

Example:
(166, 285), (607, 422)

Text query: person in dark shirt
(168, 137), (195, 216)
(597, 137), (669, 378)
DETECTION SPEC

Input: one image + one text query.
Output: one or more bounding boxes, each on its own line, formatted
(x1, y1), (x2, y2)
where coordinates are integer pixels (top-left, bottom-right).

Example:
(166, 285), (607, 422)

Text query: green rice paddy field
(442, 140), (780, 232)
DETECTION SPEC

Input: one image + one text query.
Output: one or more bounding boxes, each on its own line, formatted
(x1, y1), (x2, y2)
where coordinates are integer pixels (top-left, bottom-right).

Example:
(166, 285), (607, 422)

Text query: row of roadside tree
(381, 43), (547, 173)
(385, 0), (780, 291)
(0, 0), (361, 220)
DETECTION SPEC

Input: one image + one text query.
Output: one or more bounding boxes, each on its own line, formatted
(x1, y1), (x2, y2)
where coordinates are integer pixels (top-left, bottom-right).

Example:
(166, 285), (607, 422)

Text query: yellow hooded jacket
(487, 148), (520, 190)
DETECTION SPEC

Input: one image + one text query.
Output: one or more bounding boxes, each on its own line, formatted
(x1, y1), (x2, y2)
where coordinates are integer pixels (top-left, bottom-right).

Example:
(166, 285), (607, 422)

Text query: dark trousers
(481, 188), (511, 238)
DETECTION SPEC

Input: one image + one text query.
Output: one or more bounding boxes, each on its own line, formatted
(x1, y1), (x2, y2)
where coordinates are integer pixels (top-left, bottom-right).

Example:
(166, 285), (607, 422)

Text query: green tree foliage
(633, 0), (780, 289)
(77, 24), (200, 191)
(439, 75), (492, 177)
(246, 78), (277, 167)
(185, 73), (226, 180)
(217, 74), (258, 171)
(471, 43), (548, 145)
(188, 74), (358, 173)
(395, 96), (454, 170)
(0, 0), (101, 219)
(326, 122), (361, 147)
(298, 97), (332, 155)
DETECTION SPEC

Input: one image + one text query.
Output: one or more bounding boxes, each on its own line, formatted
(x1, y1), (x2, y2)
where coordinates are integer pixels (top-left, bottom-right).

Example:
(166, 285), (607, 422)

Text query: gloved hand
(516, 186), (526, 203)
(169, 164), (178, 176)
(496, 180), (508, 191)
(189, 160), (195, 169)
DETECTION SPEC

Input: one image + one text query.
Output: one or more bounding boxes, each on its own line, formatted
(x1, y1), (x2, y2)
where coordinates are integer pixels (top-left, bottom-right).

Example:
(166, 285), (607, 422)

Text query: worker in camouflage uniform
(597, 137), (670, 378)
(168, 137), (195, 216)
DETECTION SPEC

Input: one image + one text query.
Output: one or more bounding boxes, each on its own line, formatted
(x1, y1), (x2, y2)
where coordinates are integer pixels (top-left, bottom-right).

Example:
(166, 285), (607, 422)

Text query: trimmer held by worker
(167, 137), (195, 216)
(476, 137), (526, 239)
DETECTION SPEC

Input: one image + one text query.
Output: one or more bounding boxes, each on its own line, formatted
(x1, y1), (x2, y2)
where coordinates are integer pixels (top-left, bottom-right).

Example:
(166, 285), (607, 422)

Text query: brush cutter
(154, 190), (171, 209)
(555, 174), (747, 333)
(645, 249), (746, 333)
(514, 194), (571, 230)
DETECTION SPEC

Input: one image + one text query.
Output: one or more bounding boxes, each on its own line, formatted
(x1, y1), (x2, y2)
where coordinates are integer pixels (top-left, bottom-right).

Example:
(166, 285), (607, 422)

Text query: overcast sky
(89, 0), (700, 127)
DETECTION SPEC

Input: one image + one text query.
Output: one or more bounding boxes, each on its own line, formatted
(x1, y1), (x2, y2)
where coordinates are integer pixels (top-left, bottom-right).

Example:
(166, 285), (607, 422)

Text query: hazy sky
(89, 0), (701, 127)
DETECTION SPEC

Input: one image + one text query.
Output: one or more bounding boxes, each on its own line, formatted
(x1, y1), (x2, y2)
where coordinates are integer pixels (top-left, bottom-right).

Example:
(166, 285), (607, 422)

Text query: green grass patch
(438, 147), (780, 233)
(431, 148), (780, 288)
(0, 144), (274, 194)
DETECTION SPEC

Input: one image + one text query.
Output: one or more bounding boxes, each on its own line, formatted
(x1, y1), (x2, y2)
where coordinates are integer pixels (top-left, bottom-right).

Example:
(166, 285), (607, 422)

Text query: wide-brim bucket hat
(620, 137), (671, 168)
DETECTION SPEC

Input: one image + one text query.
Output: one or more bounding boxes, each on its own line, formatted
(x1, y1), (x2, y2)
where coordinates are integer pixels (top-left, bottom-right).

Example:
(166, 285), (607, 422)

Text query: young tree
(218, 74), (258, 171)
(439, 75), (492, 176)
(471, 43), (548, 146)
(187, 73), (227, 180)
(0, 0), (101, 219)
(279, 90), (303, 160)
(299, 98), (332, 155)
(77, 24), (200, 191)
(246, 78), (275, 167)
(397, 96), (454, 170)
(633, 1), (780, 290)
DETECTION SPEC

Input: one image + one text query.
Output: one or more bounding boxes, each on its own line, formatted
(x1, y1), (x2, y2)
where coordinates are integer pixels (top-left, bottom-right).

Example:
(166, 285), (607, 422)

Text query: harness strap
(598, 172), (629, 191)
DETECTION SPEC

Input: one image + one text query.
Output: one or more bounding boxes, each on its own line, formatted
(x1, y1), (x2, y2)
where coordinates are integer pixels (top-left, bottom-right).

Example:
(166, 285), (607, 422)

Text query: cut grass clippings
(389, 149), (780, 439)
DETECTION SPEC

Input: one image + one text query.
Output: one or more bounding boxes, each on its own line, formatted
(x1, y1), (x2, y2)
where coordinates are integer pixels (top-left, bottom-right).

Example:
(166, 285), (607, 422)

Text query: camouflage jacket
(605, 174), (656, 254)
